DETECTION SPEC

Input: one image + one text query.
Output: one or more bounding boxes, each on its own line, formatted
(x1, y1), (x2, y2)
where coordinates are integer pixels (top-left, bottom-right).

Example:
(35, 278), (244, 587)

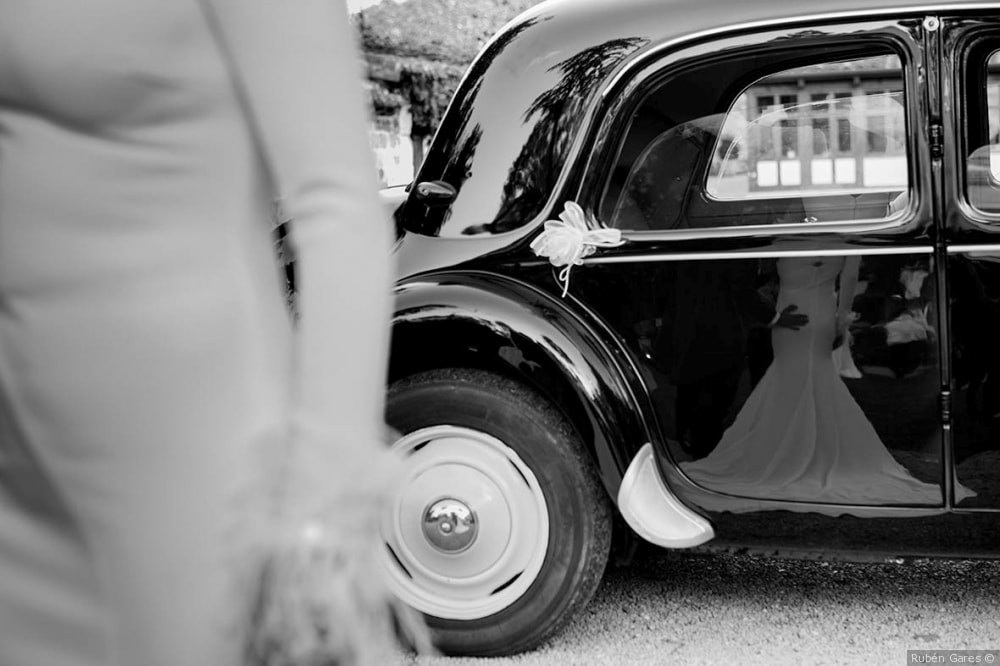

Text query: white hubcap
(381, 425), (549, 620)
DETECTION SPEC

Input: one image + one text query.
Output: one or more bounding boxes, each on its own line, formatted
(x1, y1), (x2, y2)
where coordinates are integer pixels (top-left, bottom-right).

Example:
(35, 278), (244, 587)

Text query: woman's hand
(772, 304), (809, 330)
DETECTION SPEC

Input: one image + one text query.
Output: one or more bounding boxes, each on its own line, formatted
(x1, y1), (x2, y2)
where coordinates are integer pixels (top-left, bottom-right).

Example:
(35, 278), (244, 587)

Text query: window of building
(601, 48), (908, 231)
(710, 56), (905, 199)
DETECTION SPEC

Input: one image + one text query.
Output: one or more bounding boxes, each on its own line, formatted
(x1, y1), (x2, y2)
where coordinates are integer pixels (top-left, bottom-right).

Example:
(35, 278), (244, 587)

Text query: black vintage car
(378, 0), (1000, 656)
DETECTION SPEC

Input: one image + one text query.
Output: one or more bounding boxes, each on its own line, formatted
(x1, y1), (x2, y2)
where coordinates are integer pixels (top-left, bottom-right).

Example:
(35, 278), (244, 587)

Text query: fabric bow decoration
(530, 201), (624, 296)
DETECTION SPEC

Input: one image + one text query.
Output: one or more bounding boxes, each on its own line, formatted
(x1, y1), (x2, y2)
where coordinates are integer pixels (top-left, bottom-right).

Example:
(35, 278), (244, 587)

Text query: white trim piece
(617, 443), (715, 548)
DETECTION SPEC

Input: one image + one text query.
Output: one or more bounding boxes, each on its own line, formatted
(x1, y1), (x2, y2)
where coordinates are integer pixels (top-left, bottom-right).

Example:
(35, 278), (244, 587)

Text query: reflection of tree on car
(463, 37), (647, 235)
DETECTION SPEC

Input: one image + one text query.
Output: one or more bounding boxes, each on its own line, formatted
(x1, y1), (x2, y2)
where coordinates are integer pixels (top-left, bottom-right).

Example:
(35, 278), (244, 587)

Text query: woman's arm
(838, 255), (861, 332)
(195, 4), (427, 660)
(197, 0), (393, 458)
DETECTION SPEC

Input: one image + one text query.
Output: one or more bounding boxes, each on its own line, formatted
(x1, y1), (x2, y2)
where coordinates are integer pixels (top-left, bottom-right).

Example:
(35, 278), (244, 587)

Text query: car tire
(383, 368), (612, 656)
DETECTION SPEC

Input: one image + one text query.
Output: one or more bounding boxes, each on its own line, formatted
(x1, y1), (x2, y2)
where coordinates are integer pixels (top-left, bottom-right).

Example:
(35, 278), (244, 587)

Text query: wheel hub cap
(381, 425), (550, 620)
(422, 498), (477, 552)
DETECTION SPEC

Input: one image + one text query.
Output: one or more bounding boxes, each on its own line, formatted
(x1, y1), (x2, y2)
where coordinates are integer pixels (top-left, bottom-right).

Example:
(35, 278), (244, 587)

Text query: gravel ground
(398, 549), (1000, 666)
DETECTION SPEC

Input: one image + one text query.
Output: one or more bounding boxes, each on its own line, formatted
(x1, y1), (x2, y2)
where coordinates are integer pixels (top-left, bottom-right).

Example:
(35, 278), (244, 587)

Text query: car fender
(390, 270), (649, 500)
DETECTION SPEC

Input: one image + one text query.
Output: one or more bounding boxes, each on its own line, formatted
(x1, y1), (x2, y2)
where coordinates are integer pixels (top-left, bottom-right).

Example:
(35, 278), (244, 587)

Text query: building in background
(713, 55), (906, 199)
(354, 0), (541, 186)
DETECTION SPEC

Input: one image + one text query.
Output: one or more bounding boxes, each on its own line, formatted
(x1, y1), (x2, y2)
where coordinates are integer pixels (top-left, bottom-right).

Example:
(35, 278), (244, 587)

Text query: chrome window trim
(585, 245), (933, 264)
(615, 214), (912, 242)
(602, 3), (998, 95)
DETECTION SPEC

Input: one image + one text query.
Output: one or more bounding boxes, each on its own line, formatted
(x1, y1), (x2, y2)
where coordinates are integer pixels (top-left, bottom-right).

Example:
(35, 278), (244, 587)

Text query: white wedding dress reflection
(681, 256), (976, 505)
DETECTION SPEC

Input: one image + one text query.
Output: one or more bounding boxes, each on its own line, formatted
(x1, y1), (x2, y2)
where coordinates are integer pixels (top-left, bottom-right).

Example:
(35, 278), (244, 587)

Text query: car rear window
(601, 46), (910, 232)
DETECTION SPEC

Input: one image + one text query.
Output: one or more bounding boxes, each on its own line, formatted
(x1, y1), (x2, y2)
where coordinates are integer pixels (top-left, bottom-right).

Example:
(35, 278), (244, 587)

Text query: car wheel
(383, 368), (612, 656)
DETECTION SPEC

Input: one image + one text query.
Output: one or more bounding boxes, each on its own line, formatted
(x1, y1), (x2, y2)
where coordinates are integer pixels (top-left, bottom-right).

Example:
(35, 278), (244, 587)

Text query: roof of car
(510, 0), (997, 42)
(468, 0), (998, 102)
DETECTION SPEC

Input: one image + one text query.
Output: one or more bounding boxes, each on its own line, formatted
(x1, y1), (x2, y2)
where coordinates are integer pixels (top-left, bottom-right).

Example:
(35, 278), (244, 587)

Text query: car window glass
(602, 51), (908, 231)
(966, 49), (1000, 214)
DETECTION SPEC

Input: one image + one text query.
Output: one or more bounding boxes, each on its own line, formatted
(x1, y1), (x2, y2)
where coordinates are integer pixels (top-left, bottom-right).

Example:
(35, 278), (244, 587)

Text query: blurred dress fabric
(681, 256), (976, 507)
(0, 2), (386, 664)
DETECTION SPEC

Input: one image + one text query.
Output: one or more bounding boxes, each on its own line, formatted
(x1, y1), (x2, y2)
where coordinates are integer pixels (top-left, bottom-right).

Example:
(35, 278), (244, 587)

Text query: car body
(379, 0), (1000, 656)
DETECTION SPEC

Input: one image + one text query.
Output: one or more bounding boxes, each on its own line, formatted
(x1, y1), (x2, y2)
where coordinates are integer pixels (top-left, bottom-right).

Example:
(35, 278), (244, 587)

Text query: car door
(562, 14), (996, 555)
(941, 14), (1000, 513)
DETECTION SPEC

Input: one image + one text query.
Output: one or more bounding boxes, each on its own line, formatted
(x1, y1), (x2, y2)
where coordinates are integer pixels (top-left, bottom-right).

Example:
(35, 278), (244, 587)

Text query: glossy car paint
(390, 0), (1000, 560)
(390, 270), (649, 498)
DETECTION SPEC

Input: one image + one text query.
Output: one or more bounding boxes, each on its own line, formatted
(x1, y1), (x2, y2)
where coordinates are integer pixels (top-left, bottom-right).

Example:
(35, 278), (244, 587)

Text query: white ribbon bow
(529, 201), (624, 296)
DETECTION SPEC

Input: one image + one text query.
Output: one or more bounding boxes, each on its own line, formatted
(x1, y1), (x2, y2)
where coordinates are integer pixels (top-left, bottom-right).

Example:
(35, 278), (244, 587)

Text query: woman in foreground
(0, 1), (411, 664)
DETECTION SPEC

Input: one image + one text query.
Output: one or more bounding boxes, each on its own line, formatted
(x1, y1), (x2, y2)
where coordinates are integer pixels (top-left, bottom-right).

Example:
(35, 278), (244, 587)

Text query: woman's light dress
(0, 2), (391, 664)
(682, 256), (975, 507)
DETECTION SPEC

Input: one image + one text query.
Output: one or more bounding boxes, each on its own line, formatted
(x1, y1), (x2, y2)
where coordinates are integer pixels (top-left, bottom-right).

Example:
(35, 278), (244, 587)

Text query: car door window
(601, 50), (909, 231)
(574, 32), (950, 511)
(965, 48), (1000, 214)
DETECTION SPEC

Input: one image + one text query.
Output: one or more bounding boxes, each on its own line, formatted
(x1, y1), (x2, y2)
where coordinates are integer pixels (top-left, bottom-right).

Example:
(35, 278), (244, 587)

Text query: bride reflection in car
(681, 253), (977, 505)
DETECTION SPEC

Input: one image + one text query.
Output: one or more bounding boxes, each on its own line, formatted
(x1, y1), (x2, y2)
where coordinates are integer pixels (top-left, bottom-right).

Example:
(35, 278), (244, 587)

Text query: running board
(617, 443), (715, 548)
